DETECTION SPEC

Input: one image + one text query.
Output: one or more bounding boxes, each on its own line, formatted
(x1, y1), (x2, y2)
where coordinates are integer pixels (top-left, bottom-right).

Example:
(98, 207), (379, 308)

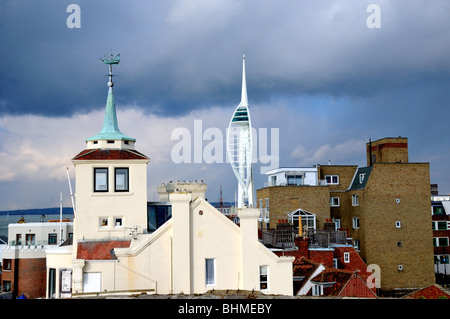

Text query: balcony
(264, 180), (328, 187)
(305, 229), (348, 247)
(262, 224), (295, 248)
(261, 227), (348, 249)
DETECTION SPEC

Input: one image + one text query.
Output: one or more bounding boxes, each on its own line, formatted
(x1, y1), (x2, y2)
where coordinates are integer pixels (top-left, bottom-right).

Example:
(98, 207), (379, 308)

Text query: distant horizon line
(0, 201), (238, 215)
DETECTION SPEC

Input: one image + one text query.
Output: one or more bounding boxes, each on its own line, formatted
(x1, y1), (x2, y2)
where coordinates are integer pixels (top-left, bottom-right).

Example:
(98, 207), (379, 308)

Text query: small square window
(115, 218), (123, 227)
(395, 221), (401, 228)
(3, 281), (11, 292)
(48, 233), (57, 245)
(3, 259), (12, 271)
(100, 218), (109, 228)
(330, 197), (340, 207)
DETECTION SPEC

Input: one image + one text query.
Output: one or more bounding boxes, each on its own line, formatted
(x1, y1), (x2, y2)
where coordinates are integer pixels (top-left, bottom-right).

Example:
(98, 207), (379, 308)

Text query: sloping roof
(310, 268), (377, 298)
(402, 284), (450, 299)
(86, 87), (135, 142)
(293, 257), (323, 295)
(77, 240), (131, 260)
(333, 246), (371, 282)
(72, 148), (149, 161)
(310, 268), (353, 295)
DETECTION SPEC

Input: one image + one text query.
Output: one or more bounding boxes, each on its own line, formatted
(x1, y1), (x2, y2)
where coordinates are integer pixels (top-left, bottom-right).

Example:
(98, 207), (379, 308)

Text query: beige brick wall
(318, 165), (357, 191)
(366, 137), (408, 165)
(362, 163), (435, 290)
(257, 186), (330, 229)
(257, 158), (435, 291)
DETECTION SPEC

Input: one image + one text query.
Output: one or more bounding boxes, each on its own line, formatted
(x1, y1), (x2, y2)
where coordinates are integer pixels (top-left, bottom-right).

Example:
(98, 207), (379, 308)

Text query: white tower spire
(241, 54), (248, 106)
(227, 55), (254, 209)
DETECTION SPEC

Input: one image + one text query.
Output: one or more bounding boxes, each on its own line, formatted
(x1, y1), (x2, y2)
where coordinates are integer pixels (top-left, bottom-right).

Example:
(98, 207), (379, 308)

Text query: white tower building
(227, 55), (254, 208)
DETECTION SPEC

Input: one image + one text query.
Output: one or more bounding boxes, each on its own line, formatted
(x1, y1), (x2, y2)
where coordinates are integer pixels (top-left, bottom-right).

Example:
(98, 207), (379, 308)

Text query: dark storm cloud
(1, 0), (450, 118)
(0, 0), (449, 209)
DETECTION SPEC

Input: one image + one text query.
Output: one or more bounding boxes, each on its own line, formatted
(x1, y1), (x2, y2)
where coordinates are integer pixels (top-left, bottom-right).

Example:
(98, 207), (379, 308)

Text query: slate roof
(72, 148), (149, 161)
(348, 166), (372, 190)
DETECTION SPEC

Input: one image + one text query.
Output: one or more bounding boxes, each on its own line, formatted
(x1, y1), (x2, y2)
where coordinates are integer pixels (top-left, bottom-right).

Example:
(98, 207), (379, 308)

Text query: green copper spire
(86, 54), (135, 142)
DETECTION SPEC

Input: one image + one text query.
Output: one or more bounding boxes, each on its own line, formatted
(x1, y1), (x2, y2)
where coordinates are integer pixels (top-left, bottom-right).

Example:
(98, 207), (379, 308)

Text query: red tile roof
(77, 240), (131, 260)
(311, 269), (377, 298)
(403, 284), (450, 299)
(73, 149), (148, 161)
(333, 246), (372, 282)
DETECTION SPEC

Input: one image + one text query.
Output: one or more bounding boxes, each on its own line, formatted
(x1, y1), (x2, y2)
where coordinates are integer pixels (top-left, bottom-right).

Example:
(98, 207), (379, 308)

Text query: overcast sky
(0, 0), (449, 210)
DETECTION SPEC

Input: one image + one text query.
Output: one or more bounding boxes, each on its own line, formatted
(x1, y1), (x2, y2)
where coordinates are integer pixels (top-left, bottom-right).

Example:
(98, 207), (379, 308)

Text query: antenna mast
(66, 167), (76, 216)
(219, 185), (223, 214)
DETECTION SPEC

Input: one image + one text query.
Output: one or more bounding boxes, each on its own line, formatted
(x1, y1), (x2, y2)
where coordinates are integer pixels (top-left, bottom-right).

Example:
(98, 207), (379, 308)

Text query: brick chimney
(295, 236), (309, 258)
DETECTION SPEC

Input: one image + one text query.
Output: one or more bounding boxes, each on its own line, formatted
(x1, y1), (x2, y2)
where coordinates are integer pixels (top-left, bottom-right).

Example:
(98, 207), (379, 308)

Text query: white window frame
(114, 217), (123, 228)
(270, 175), (277, 186)
(344, 252), (350, 263)
(312, 284), (323, 296)
(359, 173), (366, 184)
(330, 197), (340, 207)
(432, 221), (448, 231)
(334, 218), (341, 230)
(433, 237), (449, 247)
(352, 217), (360, 229)
(287, 174), (303, 186)
(259, 265), (269, 292)
(352, 194), (359, 206)
(259, 199), (263, 219)
(395, 221), (401, 228)
(354, 239), (360, 251)
(205, 258), (216, 287)
(100, 217), (109, 228)
(325, 175), (339, 185)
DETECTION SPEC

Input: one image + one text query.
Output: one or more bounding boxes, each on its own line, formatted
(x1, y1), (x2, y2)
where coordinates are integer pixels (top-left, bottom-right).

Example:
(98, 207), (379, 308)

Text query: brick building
(257, 137), (436, 293)
(1, 220), (73, 298)
(431, 194), (450, 282)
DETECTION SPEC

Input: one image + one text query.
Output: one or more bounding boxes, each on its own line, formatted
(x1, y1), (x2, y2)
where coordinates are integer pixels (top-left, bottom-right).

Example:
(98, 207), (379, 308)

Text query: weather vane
(100, 53), (120, 87)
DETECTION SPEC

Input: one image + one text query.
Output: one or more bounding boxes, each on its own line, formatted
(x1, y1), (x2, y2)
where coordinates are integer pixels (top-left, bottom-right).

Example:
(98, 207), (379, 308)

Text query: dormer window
(359, 173), (366, 183)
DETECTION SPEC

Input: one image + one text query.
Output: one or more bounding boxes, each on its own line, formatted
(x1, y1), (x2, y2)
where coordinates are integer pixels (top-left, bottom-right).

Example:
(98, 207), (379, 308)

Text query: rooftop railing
(261, 227), (348, 249)
(305, 229), (348, 247)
